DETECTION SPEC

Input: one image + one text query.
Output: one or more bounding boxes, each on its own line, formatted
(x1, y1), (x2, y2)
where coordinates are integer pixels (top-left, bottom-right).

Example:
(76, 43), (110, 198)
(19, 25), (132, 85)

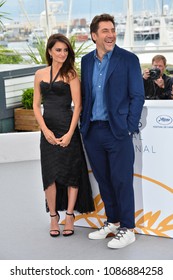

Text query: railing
(0, 64), (45, 121)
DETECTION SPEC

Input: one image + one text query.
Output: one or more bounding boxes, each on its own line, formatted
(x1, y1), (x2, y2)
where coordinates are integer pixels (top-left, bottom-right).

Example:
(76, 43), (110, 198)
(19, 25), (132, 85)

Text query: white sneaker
(88, 221), (119, 240)
(107, 228), (135, 249)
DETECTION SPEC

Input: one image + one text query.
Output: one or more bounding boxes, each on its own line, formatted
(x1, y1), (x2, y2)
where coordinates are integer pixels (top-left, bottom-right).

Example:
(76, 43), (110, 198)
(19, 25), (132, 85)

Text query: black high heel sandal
(63, 212), (75, 237)
(50, 212), (60, 237)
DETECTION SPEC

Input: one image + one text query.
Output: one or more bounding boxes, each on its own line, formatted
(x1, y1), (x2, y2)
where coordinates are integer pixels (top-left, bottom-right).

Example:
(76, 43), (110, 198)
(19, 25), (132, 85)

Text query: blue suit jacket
(80, 44), (145, 139)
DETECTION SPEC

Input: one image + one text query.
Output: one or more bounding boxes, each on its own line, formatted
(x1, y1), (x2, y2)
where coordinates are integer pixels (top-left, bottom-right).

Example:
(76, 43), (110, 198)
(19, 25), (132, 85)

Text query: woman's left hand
(56, 133), (72, 147)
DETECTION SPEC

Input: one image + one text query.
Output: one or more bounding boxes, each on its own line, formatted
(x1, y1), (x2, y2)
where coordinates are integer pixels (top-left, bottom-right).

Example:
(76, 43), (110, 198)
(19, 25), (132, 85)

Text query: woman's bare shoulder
(68, 70), (79, 81)
(35, 66), (50, 80)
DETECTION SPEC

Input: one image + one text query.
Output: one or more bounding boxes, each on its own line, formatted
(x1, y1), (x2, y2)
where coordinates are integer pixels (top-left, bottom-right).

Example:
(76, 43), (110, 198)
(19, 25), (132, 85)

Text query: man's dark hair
(90, 13), (115, 43)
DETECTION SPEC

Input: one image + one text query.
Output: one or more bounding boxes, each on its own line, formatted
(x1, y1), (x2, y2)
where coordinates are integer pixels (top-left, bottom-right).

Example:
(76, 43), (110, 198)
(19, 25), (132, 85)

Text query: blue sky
(1, 0), (172, 23)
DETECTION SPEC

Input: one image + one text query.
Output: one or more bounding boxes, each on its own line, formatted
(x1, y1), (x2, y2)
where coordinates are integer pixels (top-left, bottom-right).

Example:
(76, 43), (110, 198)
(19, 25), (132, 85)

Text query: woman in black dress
(33, 34), (94, 237)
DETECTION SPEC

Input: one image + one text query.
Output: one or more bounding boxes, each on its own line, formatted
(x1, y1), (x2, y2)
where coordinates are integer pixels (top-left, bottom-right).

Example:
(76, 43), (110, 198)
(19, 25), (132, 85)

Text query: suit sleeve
(127, 55), (145, 134)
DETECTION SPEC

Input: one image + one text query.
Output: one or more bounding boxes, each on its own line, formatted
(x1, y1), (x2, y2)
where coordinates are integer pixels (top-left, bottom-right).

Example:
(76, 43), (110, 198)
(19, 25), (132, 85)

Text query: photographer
(143, 55), (173, 99)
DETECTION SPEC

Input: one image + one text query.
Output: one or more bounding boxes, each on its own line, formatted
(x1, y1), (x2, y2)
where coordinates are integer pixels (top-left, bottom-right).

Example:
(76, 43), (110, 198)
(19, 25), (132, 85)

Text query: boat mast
(44, 0), (51, 37)
(123, 0), (134, 50)
(18, 0), (33, 28)
(66, 0), (73, 38)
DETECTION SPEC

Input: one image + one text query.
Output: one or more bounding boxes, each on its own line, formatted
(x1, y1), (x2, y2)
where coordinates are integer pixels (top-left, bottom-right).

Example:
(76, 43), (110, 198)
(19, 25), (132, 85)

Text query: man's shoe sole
(107, 237), (135, 249)
(88, 232), (115, 240)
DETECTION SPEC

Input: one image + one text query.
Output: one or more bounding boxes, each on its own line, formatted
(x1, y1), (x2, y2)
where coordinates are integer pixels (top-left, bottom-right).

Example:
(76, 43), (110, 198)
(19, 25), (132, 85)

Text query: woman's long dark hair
(46, 33), (76, 80)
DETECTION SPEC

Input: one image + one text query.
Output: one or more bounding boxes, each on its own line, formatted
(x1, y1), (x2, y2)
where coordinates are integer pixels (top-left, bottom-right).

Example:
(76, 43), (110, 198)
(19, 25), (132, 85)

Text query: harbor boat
(70, 28), (89, 42)
(27, 28), (46, 47)
(116, 15), (160, 41)
(133, 15), (160, 40)
(116, 23), (126, 38)
(134, 25), (160, 40)
(0, 33), (8, 47)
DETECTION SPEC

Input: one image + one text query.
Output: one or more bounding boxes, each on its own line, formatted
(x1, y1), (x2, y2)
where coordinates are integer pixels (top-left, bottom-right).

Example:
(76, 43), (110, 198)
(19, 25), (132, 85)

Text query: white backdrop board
(72, 100), (173, 238)
(0, 100), (173, 238)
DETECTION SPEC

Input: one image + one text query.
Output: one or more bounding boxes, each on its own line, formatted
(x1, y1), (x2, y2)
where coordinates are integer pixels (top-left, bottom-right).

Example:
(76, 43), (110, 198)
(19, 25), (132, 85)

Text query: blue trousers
(83, 121), (135, 229)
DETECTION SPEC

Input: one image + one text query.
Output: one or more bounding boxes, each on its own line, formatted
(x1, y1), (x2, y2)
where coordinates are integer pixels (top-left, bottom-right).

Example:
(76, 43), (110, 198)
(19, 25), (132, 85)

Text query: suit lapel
(86, 53), (94, 95)
(105, 45), (121, 85)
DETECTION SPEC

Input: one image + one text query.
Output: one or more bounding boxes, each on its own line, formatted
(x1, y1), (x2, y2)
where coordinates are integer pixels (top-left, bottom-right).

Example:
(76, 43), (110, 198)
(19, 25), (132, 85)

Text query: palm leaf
(26, 34), (92, 76)
(0, 1), (11, 26)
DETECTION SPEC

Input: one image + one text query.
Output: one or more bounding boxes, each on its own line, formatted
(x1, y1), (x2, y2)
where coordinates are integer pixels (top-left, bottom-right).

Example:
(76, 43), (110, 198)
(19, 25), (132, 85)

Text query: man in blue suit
(80, 14), (145, 249)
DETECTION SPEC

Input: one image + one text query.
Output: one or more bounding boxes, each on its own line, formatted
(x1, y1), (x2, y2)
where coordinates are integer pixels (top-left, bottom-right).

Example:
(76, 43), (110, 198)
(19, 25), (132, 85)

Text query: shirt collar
(93, 48), (114, 60)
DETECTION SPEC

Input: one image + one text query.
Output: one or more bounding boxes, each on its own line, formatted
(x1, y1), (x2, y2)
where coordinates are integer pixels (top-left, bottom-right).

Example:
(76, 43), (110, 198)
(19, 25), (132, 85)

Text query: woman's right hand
(42, 128), (57, 145)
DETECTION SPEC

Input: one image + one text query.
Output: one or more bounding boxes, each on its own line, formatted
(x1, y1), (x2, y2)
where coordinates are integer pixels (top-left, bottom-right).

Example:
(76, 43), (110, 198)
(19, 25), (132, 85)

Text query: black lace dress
(39, 68), (95, 213)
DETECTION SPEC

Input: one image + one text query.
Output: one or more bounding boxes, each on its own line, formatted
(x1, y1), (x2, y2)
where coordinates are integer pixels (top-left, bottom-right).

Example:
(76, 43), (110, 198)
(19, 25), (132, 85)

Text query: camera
(149, 68), (161, 80)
